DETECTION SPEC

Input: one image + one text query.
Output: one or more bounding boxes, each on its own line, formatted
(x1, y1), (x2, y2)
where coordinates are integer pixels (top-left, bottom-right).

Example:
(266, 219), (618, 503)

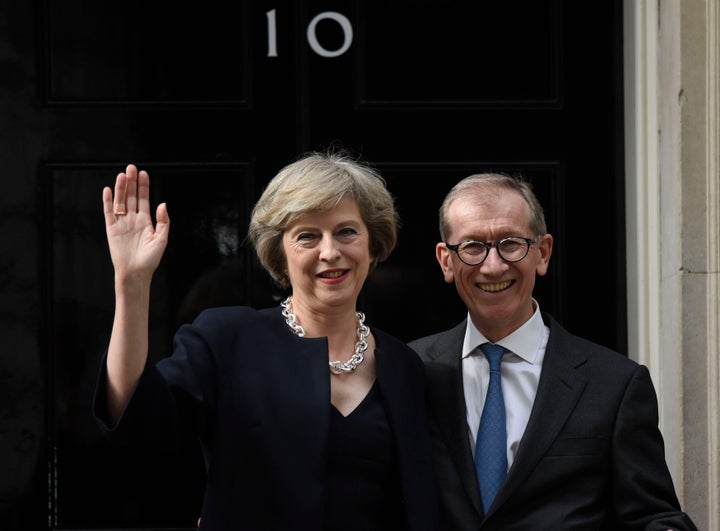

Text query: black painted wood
(0, 1), (624, 528)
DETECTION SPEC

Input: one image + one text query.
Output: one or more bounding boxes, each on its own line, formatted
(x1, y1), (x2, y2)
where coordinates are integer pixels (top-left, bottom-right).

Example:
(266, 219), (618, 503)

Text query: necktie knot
(480, 343), (505, 371)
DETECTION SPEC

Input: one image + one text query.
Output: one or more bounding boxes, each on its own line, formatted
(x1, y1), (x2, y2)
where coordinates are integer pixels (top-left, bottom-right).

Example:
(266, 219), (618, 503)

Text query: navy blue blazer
(94, 305), (439, 530)
(409, 312), (697, 531)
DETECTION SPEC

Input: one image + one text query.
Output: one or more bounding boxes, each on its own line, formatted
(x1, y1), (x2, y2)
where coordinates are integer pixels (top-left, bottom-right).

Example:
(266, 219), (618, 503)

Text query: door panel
(0, 0), (623, 528)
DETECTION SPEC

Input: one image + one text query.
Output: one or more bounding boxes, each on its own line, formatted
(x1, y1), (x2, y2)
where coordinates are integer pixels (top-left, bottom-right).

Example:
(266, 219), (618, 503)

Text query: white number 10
(266, 9), (354, 58)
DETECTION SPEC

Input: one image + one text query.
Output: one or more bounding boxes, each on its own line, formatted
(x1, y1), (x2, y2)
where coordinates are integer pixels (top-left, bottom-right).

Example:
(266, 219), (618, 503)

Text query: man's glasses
(445, 235), (541, 266)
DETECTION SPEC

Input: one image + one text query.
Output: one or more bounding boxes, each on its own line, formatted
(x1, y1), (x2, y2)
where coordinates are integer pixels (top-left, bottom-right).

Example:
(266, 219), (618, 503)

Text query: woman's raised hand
(102, 164), (170, 282)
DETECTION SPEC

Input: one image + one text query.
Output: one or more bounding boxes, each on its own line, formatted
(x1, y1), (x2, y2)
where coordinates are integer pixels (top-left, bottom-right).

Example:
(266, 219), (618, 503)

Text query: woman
(93, 151), (439, 530)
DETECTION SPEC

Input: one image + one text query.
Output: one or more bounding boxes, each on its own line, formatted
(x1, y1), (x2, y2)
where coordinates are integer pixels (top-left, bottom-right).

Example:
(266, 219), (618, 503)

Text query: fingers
(155, 202), (170, 239)
(137, 169), (151, 216)
(102, 186), (116, 225)
(125, 164), (138, 214)
(111, 164), (140, 215)
(105, 164), (167, 225)
(113, 170), (129, 215)
(109, 164), (151, 218)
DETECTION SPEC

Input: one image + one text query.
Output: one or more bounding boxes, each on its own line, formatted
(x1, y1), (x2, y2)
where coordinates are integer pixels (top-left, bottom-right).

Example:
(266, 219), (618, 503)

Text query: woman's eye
(296, 232), (316, 242)
(338, 227), (358, 238)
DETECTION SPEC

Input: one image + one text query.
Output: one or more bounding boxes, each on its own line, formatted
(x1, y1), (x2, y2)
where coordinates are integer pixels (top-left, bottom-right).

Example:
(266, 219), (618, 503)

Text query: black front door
(0, 1), (624, 528)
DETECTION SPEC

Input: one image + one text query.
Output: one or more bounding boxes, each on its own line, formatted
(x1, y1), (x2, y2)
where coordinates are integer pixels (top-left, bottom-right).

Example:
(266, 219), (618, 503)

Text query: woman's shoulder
(372, 327), (422, 362)
(189, 304), (281, 333)
(371, 326), (404, 346)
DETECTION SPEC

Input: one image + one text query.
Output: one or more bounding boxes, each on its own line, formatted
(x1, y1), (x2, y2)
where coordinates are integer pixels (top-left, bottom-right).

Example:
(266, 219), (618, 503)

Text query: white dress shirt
(462, 301), (549, 468)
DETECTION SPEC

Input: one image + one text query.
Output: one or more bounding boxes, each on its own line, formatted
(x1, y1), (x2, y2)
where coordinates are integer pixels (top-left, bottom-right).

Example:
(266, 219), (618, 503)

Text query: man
(409, 173), (697, 530)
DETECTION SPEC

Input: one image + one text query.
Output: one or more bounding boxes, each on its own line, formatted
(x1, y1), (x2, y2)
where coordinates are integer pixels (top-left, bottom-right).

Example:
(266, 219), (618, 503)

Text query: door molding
(623, 0), (720, 526)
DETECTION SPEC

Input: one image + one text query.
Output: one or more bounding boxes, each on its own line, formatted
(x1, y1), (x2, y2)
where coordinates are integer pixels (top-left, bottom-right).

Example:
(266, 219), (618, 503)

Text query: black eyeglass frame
(445, 235), (542, 266)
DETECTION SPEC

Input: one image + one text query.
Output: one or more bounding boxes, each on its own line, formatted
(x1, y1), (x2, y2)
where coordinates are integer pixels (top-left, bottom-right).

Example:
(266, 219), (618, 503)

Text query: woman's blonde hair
(248, 150), (399, 288)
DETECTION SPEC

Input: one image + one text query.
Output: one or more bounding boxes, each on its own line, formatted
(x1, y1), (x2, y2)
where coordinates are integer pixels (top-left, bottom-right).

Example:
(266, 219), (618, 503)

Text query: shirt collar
(462, 299), (545, 364)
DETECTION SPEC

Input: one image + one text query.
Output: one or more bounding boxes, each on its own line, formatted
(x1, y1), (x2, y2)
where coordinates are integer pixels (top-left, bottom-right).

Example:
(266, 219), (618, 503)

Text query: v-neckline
(330, 380), (379, 419)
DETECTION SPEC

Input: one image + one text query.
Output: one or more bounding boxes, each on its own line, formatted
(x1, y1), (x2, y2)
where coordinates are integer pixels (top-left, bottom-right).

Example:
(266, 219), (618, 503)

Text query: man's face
(436, 188), (553, 342)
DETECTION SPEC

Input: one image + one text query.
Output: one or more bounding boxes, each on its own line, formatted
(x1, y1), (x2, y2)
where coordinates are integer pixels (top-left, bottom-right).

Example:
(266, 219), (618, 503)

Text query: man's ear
(436, 242), (455, 284)
(535, 233), (553, 277)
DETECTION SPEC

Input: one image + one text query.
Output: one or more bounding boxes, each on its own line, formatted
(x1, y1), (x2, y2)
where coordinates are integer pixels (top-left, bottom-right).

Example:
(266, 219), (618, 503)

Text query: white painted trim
(623, 0), (684, 494)
(704, 1), (720, 526)
(625, 0), (720, 522)
(623, 0), (661, 377)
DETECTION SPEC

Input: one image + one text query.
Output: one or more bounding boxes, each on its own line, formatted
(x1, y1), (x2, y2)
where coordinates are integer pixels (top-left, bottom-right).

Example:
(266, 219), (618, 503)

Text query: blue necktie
(475, 343), (507, 513)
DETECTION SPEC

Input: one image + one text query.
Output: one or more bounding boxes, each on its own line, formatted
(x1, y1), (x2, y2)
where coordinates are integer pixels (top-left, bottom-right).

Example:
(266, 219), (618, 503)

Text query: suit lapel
(489, 314), (588, 514)
(424, 322), (484, 516)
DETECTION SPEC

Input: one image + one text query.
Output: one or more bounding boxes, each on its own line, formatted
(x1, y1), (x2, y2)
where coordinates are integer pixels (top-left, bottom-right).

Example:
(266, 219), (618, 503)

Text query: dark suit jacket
(409, 312), (697, 531)
(94, 305), (439, 531)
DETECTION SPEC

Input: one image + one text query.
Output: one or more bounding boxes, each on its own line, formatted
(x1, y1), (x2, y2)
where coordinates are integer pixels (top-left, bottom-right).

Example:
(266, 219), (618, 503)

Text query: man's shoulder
(407, 331), (444, 352)
(542, 311), (639, 370)
(408, 321), (466, 361)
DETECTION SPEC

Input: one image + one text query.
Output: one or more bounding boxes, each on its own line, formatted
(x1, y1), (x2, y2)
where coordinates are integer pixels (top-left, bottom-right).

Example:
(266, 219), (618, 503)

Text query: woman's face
(282, 195), (372, 313)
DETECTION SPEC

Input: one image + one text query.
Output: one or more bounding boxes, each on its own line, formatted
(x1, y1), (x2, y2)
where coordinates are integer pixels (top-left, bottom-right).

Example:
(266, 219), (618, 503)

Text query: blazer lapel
(489, 313), (588, 514)
(423, 322), (484, 516)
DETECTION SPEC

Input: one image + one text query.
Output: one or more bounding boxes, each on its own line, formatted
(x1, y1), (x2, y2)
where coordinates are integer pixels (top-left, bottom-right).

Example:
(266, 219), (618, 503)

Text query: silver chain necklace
(281, 296), (370, 374)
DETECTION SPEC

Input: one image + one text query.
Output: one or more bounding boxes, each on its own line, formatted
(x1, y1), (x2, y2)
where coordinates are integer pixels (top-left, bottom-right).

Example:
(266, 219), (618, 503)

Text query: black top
(93, 305), (439, 530)
(325, 382), (404, 530)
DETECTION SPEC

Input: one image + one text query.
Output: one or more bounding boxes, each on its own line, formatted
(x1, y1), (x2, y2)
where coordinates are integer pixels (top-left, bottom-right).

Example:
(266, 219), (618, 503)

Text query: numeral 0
(266, 9), (354, 58)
